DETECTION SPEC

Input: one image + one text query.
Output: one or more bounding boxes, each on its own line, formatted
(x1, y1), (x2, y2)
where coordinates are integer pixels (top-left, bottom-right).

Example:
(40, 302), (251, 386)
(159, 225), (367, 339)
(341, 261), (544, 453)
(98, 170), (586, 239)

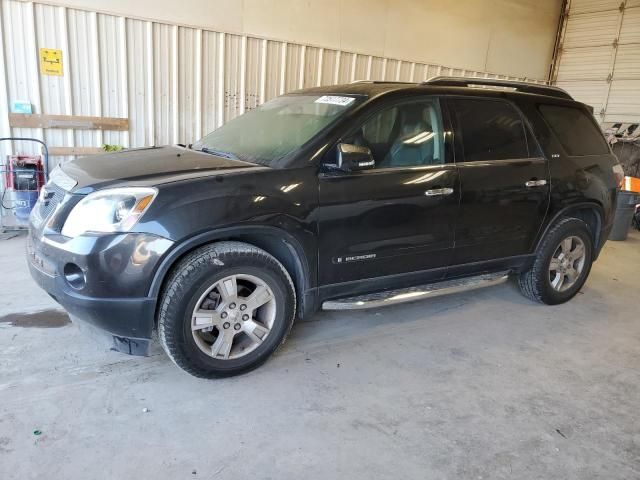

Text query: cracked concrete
(1, 231), (639, 479)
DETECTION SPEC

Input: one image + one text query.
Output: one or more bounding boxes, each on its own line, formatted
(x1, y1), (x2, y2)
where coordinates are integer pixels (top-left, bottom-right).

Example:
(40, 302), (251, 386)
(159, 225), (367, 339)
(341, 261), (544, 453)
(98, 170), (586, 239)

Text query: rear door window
(451, 98), (529, 162)
(538, 104), (609, 156)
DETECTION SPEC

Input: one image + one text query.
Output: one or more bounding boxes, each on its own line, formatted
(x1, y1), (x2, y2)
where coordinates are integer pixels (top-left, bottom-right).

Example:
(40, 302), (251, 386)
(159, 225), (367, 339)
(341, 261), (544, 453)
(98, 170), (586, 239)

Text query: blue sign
(11, 101), (32, 114)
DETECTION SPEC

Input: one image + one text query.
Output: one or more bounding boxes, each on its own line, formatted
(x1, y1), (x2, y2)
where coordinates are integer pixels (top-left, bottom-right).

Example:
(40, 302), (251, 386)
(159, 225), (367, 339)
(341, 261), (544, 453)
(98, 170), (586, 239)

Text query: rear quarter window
(538, 104), (609, 156)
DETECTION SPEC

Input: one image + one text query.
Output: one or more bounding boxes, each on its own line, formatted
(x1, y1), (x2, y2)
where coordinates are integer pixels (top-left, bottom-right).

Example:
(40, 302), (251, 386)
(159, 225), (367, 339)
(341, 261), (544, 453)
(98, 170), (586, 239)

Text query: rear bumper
(27, 230), (173, 355)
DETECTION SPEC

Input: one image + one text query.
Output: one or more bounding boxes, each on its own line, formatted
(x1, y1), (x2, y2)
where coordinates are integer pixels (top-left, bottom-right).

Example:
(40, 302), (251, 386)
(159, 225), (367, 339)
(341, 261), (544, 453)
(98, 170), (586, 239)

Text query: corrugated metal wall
(553, 0), (640, 126)
(0, 0), (546, 170)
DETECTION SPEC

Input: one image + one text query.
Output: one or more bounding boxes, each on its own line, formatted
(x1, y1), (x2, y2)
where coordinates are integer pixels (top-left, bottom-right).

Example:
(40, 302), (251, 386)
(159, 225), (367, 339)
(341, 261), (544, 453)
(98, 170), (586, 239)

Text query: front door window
(343, 99), (445, 169)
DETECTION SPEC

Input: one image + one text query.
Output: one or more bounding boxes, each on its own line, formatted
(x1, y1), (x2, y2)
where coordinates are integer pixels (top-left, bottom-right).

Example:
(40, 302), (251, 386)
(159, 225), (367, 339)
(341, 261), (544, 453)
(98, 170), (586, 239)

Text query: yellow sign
(39, 48), (63, 76)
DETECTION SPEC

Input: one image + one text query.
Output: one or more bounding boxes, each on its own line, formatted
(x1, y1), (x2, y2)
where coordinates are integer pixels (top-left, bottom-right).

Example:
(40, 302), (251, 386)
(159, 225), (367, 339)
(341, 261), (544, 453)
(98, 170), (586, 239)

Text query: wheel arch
(535, 202), (604, 259)
(148, 226), (314, 319)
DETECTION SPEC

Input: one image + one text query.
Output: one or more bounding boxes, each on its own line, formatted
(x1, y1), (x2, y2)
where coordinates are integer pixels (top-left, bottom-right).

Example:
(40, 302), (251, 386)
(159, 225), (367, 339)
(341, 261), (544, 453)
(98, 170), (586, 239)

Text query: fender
(534, 201), (604, 255)
(147, 225), (313, 303)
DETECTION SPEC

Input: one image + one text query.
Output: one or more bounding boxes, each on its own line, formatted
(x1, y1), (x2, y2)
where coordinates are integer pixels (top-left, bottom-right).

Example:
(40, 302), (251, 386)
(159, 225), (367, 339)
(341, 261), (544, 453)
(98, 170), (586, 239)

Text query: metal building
(0, 0), (545, 170)
(553, 0), (640, 130)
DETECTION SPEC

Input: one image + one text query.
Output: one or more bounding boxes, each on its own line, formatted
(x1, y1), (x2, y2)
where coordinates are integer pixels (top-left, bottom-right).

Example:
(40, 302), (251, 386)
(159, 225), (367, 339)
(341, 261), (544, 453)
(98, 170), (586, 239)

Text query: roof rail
(422, 76), (573, 100)
(350, 80), (417, 85)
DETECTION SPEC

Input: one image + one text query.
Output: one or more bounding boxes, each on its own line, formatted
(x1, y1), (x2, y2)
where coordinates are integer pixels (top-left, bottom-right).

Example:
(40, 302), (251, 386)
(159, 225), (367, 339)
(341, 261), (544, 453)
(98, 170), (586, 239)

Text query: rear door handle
(525, 179), (547, 187)
(425, 187), (454, 196)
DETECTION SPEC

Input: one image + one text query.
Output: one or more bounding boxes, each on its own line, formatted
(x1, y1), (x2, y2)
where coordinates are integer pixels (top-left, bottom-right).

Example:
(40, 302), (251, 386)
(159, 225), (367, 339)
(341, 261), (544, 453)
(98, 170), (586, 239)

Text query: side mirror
(336, 143), (375, 172)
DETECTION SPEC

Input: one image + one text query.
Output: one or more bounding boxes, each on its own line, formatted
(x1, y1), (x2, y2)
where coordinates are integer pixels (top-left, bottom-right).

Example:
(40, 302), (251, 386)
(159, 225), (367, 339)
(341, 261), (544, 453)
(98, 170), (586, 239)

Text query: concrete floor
(1, 231), (639, 480)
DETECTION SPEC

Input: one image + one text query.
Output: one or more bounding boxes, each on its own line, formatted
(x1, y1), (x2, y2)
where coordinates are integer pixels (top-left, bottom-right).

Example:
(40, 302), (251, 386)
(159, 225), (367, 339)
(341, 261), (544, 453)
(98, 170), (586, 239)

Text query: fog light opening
(63, 263), (86, 290)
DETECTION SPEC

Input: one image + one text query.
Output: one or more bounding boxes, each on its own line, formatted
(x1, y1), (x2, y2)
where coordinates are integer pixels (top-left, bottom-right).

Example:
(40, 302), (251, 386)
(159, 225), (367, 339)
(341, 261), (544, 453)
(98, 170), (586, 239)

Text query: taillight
(612, 164), (624, 189)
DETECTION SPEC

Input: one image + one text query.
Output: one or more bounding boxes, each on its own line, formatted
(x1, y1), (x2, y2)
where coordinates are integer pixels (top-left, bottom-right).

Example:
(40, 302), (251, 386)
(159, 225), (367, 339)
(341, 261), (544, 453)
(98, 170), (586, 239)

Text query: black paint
(27, 81), (620, 350)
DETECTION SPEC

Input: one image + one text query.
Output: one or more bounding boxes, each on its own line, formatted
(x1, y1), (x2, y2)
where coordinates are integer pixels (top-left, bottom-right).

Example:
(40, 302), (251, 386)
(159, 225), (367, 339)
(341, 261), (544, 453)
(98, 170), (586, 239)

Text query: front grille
(30, 168), (82, 231)
(35, 182), (65, 222)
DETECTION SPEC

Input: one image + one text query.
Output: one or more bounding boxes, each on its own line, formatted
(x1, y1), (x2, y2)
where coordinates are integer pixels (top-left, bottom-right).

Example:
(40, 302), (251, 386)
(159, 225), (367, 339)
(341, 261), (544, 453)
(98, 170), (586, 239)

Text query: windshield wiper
(199, 147), (239, 160)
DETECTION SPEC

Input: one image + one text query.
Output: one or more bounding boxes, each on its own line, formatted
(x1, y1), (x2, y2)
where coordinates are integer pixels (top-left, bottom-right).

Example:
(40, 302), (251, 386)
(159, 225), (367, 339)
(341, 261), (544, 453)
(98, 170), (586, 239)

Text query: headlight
(61, 187), (157, 237)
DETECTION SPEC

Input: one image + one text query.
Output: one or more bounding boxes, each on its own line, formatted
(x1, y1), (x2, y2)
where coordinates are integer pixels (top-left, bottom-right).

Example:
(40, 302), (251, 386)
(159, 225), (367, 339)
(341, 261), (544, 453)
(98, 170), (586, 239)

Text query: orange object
(624, 176), (640, 193)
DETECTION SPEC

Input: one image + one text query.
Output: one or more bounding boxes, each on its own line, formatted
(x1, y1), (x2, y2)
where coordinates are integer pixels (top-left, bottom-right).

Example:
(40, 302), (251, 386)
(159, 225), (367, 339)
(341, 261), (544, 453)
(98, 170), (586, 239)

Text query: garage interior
(1, 0), (639, 478)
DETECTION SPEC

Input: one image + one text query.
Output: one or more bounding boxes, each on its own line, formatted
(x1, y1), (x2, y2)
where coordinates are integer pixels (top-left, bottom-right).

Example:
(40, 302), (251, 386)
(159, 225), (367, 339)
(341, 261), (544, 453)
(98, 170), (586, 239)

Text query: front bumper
(27, 229), (174, 355)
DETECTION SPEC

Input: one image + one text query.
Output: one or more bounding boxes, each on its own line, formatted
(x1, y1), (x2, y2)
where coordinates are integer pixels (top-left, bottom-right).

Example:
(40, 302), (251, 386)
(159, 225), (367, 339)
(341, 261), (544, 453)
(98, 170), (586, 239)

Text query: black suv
(27, 77), (623, 378)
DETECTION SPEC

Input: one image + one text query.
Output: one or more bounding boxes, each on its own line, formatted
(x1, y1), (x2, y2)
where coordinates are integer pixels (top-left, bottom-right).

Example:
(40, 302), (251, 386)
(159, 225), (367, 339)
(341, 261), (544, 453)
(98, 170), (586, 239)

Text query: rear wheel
(158, 241), (296, 378)
(518, 218), (593, 305)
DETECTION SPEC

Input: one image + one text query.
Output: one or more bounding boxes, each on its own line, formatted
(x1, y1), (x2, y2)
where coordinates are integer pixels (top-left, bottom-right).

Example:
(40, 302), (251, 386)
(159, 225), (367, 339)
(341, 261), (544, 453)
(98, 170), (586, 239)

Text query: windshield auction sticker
(314, 95), (355, 106)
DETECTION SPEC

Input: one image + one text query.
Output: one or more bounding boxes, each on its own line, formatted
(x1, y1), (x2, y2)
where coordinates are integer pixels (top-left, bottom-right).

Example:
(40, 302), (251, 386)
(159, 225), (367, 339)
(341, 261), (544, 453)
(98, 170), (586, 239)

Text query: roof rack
(422, 76), (573, 100)
(350, 80), (417, 85)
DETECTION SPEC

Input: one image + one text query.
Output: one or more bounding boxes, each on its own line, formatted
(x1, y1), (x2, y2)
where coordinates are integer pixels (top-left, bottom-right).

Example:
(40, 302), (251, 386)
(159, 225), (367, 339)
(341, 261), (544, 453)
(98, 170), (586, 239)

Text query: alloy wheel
(191, 274), (276, 360)
(548, 236), (586, 292)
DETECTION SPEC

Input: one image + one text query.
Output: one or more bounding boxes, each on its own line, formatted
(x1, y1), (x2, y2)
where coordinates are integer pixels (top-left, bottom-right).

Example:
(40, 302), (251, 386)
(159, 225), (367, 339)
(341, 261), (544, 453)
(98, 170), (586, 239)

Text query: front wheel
(158, 241), (296, 378)
(518, 218), (593, 305)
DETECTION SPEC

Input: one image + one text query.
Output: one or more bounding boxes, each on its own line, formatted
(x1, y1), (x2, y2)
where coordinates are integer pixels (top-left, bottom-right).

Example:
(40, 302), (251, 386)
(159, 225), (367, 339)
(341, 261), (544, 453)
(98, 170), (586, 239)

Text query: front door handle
(425, 187), (454, 196)
(525, 179), (547, 188)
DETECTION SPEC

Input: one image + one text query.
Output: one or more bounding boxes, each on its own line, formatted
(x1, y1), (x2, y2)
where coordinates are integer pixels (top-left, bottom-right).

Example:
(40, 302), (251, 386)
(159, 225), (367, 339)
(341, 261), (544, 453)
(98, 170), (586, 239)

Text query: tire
(518, 217), (593, 305)
(158, 241), (296, 378)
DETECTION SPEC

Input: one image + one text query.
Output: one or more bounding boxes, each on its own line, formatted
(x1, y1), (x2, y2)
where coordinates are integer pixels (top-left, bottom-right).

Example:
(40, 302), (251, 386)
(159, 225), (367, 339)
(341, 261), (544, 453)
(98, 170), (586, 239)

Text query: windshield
(192, 94), (361, 167)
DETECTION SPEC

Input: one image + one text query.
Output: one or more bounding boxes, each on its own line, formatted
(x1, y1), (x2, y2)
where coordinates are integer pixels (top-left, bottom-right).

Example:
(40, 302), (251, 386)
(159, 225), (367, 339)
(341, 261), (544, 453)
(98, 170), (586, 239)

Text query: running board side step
(322, 271), (510, 310)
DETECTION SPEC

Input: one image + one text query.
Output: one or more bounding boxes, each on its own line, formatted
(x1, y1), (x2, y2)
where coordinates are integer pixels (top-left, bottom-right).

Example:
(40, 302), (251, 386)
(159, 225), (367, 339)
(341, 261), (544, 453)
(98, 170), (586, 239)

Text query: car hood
(59, 145), (265, 193)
